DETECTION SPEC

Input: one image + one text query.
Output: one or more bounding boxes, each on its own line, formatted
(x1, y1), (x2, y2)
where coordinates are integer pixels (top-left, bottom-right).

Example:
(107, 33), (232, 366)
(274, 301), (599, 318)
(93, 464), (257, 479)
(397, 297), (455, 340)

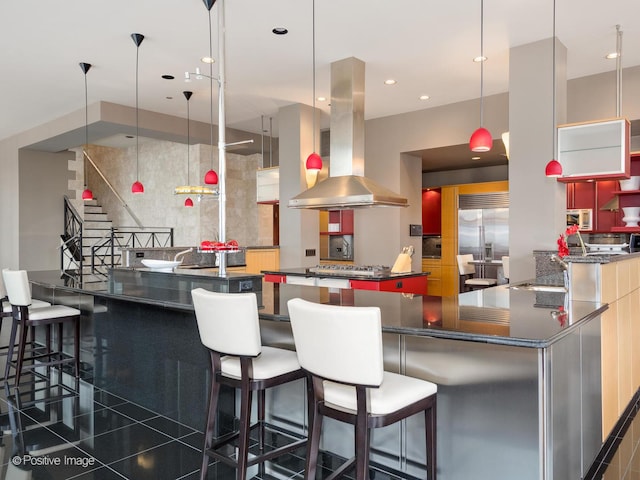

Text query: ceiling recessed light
(384, 79), (397, 85)
(201, 56), (215, 64)
(272, 27), (288, 35)
(161, 74), (175, 80)
(606, 52), (620, 60)
(316, 96), (326, 102)
(473, 56), (487, 63)
(419, 95), (430, 101)
(471, 156), (481, 160)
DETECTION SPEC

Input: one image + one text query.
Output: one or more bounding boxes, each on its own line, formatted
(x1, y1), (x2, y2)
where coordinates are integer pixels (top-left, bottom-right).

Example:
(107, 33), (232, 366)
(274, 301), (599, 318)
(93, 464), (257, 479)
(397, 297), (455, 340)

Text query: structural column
(277, 103), (321, 268)
(508, 37), (567, 281)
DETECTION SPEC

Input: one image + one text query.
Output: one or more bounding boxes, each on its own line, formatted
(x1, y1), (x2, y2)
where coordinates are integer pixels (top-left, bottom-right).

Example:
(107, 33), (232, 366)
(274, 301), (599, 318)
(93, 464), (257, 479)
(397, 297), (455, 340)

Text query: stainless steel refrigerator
(458, 207), (509, 260)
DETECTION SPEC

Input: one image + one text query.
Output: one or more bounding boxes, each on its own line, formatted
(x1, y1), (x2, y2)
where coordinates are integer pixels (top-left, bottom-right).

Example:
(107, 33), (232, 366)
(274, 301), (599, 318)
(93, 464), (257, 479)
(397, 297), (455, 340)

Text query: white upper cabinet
(557, 118), (630, 182)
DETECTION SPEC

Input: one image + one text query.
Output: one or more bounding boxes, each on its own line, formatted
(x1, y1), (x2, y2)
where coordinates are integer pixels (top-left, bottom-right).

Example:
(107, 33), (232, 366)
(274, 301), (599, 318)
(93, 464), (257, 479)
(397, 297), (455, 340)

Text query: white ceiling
(2, 0), (639, 165)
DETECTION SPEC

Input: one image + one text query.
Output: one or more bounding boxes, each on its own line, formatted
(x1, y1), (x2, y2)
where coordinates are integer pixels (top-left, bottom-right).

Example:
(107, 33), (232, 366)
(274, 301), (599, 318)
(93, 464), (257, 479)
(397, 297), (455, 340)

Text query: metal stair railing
(61, 196), (84, 286)
(90, 227), (174, 277)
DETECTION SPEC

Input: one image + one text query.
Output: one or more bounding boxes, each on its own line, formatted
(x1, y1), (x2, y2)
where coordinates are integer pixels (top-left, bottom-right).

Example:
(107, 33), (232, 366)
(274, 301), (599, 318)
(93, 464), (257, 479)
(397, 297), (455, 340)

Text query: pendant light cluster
(305, 0), (322, 174)
(544, 0), (562, 177)
(80, 62), (94, 201)
(131, 33), (145, 194)
(469, 0), (492, 153)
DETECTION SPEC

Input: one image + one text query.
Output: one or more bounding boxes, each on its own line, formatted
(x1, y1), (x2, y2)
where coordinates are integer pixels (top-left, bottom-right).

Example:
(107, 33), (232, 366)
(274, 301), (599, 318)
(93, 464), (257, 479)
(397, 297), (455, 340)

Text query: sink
(509, 282), (567, 293)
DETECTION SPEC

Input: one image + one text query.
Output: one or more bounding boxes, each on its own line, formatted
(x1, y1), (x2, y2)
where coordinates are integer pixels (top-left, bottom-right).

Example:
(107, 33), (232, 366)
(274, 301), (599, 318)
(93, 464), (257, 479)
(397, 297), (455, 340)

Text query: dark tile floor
(0, 367), (421, 480)
(584, 392), (640, 480)
(1, 372), (637, 480)
(0, 342), (636, 479)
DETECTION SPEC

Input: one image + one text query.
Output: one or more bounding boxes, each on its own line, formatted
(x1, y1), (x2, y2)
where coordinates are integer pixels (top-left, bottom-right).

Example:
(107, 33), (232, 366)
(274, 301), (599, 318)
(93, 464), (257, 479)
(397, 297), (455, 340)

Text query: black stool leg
(74, 317), (80, 377)
(15, 319), (30, 386)
(354, 387), (371, 480)
(200, 354), (222, 480)
(237, 358), (253, 480)
(4, 316), (19, 383)
(425, 401), (437, 480)
(305, 377), (323, 480)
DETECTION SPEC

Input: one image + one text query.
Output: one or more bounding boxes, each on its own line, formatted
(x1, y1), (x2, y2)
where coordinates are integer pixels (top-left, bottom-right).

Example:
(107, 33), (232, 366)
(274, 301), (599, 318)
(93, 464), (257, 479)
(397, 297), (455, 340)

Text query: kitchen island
(262, 266), (429, 294)
(27, 268), (605, 480)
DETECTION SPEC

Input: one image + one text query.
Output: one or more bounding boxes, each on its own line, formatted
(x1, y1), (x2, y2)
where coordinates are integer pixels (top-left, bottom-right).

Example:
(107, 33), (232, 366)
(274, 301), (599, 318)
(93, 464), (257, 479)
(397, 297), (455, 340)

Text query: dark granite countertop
(28, 270), (605, 349)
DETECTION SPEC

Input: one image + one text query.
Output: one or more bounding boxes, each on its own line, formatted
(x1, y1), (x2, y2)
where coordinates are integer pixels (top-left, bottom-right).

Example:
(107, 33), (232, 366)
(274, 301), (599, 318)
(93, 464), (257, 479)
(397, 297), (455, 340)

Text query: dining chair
(455, 254), (497, 292)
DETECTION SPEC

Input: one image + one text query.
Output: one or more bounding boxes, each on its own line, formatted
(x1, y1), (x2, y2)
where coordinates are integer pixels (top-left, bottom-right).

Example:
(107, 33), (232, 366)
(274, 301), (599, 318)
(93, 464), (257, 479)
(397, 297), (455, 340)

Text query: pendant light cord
(135, 42), (140, 182)
(616, 24), (622, 117)
(479, 0), (484, 127)
(552, 0), (556, 159)
(187, 96), (191, 183)
(84, 71), (89, 186)
(312, 0), (316, 151)
(209, 7), (215, 172)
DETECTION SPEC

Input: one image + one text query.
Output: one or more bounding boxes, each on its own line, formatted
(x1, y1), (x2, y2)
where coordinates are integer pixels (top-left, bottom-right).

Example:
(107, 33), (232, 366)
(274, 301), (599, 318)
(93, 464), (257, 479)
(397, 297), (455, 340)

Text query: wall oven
(566, 209), (593, 231)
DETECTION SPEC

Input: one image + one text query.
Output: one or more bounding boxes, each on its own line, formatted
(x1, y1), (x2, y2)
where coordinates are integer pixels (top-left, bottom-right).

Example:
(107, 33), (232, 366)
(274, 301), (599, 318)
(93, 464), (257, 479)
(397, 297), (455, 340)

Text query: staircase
(81, 199), (121, 287)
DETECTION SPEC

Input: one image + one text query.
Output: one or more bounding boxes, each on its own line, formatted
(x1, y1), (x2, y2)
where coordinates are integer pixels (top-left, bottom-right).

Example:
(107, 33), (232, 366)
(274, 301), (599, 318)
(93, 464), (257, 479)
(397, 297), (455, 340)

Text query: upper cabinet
(422, 188), (442, 235)
(556, 118), (630, 182)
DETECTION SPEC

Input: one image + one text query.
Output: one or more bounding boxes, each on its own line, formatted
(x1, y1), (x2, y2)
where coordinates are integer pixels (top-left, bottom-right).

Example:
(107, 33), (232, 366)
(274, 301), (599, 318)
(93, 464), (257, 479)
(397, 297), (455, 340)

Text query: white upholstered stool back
(2, 270), (33, 307)
(191, 288), (262, 357)
(287, 298), (384, 387)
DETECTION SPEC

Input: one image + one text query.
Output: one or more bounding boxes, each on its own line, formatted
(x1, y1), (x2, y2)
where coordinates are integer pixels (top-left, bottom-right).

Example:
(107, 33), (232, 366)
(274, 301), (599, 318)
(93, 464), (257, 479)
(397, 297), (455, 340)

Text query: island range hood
(288, 57), (408, 210)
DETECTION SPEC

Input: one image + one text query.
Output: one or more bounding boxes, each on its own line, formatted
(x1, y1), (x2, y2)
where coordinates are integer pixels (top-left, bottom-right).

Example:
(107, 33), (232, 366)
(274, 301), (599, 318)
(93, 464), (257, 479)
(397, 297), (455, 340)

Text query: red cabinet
(422, 188), (442, 235)
(566, 182), (595, 209)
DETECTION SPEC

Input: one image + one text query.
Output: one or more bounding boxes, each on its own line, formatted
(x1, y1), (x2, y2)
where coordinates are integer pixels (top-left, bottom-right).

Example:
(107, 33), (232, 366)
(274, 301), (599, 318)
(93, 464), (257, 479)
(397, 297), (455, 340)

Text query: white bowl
(141, 259), (182, 271)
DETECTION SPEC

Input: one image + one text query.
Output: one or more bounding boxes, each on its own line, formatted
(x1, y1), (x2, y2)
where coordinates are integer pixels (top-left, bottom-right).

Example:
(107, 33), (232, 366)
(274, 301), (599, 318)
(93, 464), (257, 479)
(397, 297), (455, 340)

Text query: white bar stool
(287, 298), (438, 480)
(191, 288), (308, 480)
(1, 272), (51, 358)
(2, 269), (81, 388)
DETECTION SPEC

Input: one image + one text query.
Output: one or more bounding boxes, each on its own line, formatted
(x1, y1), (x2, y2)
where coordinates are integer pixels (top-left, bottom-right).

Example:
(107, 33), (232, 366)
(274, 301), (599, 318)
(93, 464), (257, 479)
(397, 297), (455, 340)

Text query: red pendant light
(305, 0), (323, 173)
(131, 181), (144, 194)
(131, 33), (145, 194)
(470, 127), (492, 153)
(184, 197), (194, 207)
(545, 0), (562, 178)
(204, 169), (218, 185)
(545, 159), (562, 177)
(80, 62), (94, 201)
(203, 0), (219, 186)
(82, 188), (94, 200)
(470, 0), (492, 153)
(306, 152), (322, 171)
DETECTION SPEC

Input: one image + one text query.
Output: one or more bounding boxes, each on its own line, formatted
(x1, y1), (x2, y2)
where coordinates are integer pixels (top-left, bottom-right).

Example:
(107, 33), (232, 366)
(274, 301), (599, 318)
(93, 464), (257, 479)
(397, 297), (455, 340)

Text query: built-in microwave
(566, 209), (593, 231)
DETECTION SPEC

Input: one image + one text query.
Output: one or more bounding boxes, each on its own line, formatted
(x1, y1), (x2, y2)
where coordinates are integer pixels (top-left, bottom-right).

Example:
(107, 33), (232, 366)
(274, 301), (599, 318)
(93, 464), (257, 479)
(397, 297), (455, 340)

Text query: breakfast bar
(27, 267), (605, 480)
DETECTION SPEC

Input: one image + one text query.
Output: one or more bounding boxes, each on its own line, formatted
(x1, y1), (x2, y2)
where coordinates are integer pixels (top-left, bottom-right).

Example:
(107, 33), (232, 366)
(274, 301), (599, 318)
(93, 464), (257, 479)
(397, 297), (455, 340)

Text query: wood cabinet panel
(566, 182), (595, 209)
(245, 248), (280, 274)
(422, 258), (442, 296)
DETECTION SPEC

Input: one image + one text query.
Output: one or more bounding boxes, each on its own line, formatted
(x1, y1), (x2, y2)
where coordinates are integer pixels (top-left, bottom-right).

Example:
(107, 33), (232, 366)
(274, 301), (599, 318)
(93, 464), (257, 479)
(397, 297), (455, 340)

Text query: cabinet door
(341, 210), (354, 234)
(422, 189), (442, 235)
(566, 182), (595, 210)
(595, 181), (621, 232)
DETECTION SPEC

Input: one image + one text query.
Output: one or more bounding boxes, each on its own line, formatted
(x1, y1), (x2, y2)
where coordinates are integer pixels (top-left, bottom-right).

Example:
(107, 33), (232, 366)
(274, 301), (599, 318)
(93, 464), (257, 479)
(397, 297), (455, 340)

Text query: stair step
(85, 213), (109, 221)
(84, 206), (104, 213)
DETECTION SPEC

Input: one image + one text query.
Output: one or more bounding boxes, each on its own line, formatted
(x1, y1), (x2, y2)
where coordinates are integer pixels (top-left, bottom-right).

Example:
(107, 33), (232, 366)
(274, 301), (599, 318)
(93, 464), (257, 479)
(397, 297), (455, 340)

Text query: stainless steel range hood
(288, 57), (408, 210)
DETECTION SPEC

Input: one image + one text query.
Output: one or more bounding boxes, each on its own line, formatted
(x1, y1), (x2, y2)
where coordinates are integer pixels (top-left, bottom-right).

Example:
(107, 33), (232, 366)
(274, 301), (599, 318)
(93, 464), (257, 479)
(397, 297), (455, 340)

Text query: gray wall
(18, 150), (74, 270)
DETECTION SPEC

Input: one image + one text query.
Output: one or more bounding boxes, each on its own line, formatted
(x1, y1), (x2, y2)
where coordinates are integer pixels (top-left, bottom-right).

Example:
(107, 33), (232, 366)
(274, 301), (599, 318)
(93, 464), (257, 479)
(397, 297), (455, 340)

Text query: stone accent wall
(75, 141), (271, 248)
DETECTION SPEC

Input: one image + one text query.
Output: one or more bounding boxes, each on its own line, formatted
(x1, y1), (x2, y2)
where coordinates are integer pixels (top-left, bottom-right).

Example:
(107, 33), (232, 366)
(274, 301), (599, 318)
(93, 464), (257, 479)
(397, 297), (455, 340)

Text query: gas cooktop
(308, 264), (391, 277)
